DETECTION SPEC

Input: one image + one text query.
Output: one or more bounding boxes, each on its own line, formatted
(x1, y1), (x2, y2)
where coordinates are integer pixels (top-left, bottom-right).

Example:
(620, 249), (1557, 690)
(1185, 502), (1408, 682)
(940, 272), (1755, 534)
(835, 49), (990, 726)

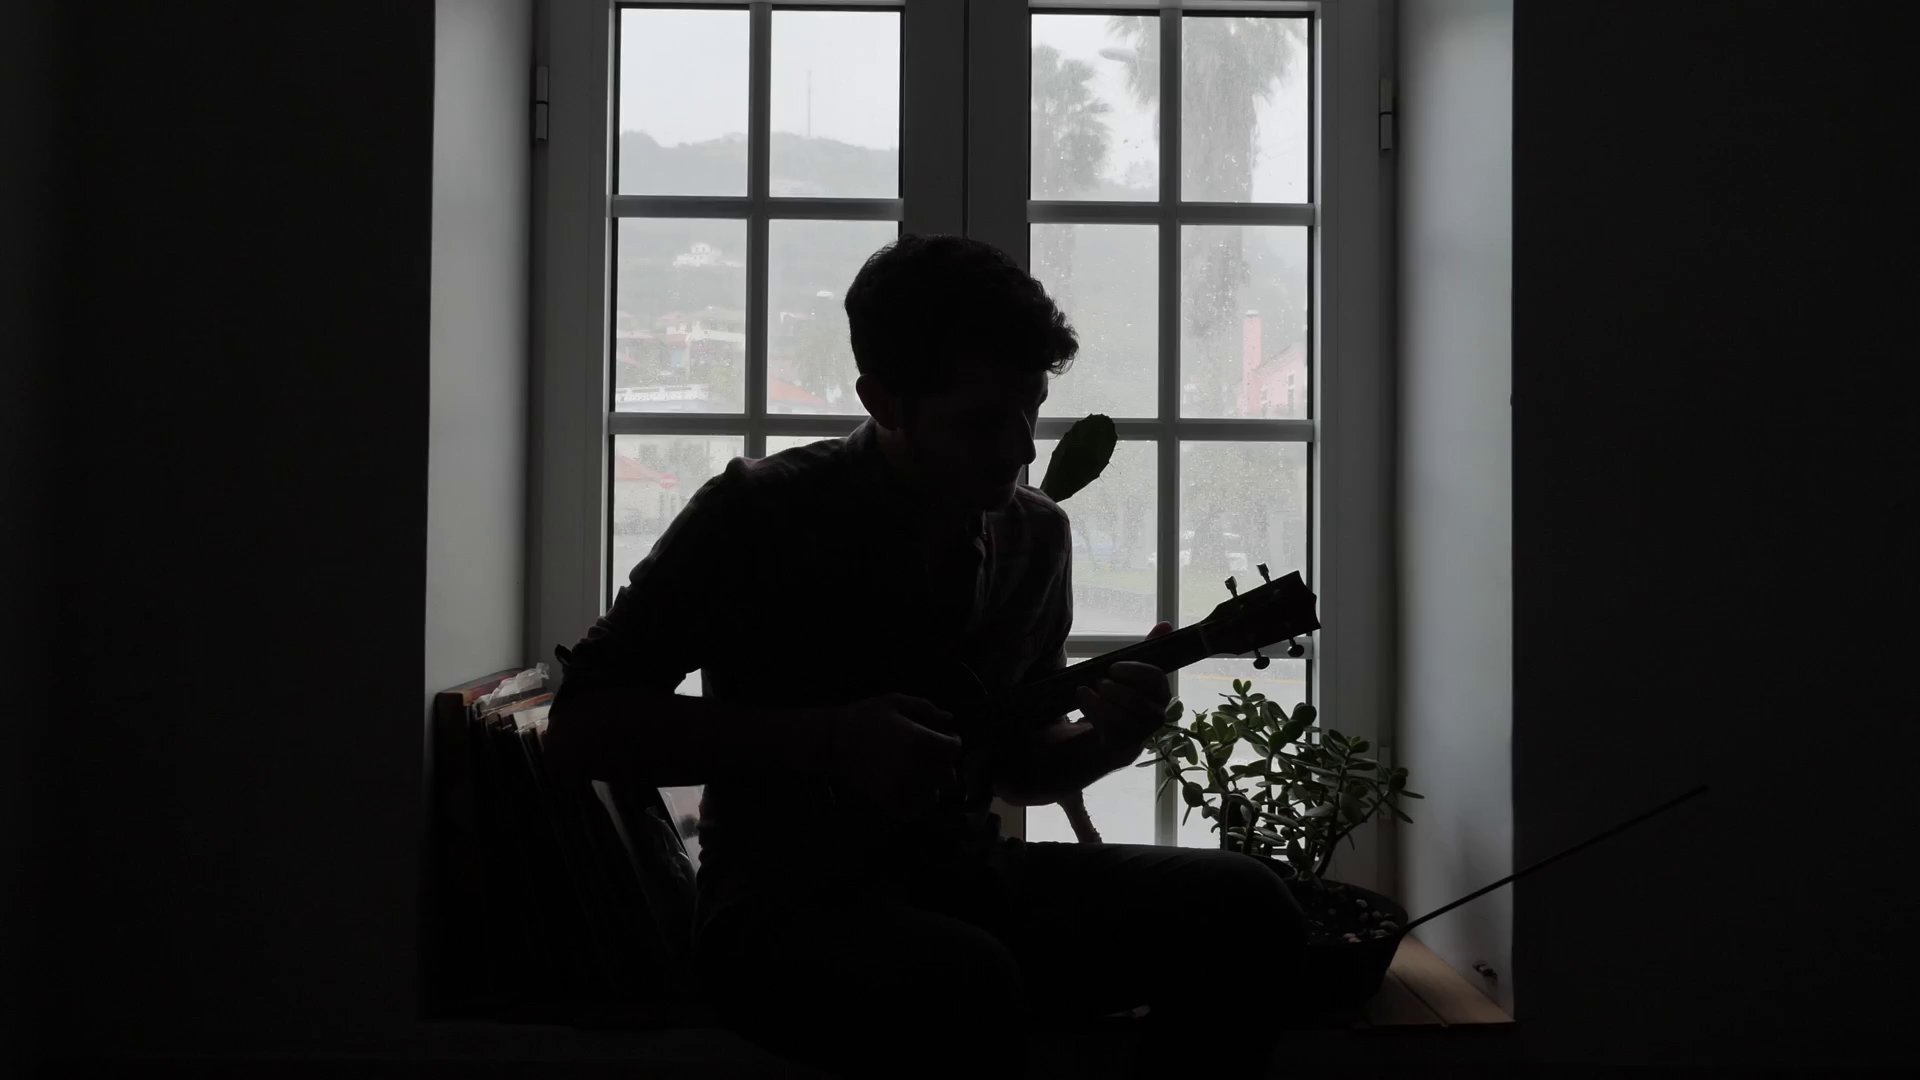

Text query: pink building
(1236, 310), (1307, 418)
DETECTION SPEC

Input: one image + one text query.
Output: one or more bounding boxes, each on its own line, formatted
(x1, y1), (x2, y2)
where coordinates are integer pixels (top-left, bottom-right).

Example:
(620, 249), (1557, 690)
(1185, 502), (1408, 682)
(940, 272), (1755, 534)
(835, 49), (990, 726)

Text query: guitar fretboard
(990, 623), (1217, 728)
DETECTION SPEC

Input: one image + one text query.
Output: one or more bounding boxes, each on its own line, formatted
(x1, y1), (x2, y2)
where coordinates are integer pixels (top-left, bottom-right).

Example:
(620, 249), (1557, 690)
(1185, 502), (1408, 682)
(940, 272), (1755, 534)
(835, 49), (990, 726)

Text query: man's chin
(966, 481), (1018, 512)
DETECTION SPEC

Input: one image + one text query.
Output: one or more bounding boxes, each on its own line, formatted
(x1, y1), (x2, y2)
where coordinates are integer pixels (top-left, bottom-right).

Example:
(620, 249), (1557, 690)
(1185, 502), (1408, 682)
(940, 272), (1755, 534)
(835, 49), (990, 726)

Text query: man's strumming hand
(821, 693), (964, 821)
(1074, 621), (1174, 766)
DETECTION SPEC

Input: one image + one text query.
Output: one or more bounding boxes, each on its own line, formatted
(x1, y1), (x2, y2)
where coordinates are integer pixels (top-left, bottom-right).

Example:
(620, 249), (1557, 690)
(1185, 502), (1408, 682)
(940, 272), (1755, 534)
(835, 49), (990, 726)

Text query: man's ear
(855, 374), (904, 431)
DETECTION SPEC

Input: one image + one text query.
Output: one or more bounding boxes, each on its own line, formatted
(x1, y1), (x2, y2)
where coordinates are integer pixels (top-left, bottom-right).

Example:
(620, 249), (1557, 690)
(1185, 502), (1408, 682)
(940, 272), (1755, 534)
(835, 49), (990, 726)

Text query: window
(540, 1), (1387, 881)
(1005, 6), (1318, 847)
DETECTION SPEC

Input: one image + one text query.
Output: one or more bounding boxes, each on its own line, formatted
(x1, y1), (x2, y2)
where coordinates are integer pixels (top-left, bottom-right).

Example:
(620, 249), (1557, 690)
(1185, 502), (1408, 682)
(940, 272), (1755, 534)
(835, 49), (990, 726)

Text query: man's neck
(872, 422), (984, 539)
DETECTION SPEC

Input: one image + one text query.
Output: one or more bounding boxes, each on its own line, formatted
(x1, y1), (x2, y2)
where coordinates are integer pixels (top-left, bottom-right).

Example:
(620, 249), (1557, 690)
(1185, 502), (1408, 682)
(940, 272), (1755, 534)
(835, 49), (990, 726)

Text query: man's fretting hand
(1075, 621), (1175, 764)
(824, 693), (964, 821)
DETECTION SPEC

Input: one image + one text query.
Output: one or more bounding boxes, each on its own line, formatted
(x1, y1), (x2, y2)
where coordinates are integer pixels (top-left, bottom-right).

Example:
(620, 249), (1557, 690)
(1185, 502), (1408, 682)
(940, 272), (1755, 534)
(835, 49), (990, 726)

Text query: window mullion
(1154, 5), (1183, 848)
(745, 1), (773, 458)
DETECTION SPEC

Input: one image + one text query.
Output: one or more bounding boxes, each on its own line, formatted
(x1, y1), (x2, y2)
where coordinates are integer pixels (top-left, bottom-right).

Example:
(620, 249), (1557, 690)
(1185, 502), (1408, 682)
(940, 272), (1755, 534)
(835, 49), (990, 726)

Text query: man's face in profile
(902, 363), (1047, 513)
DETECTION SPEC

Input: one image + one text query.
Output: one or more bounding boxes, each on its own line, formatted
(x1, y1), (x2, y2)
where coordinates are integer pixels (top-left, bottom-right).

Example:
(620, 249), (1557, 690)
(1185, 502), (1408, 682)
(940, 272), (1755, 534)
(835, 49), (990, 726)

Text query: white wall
(1395, 0), (1513, 1013)
(427, 0), (533, 704)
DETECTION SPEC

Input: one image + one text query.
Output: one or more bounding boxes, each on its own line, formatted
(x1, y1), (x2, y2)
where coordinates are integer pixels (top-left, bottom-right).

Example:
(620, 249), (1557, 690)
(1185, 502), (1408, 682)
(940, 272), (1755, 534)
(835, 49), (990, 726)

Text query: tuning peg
(1257, 563), (1271, 583)
(1286, 636), (1305, 659)
(1224, 576), (1239, 597)
(1251, 646), (1271, 670)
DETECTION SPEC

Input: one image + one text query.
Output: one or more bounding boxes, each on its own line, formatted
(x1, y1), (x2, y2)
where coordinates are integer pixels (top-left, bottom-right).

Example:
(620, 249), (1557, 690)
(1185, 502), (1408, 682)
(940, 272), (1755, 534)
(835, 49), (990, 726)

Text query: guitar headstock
(1201, 564), (1321, 662)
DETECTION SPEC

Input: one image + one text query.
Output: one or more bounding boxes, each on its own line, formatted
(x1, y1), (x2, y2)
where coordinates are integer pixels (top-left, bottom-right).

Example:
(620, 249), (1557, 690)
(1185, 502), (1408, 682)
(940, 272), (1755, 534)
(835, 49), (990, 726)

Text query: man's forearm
(992, 718), (1139, 806)
(545, 683), (837, 788)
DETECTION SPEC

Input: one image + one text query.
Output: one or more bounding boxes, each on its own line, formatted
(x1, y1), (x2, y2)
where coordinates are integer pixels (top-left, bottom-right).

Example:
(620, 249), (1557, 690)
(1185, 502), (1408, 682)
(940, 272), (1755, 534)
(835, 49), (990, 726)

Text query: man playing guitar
(547, 235), (1308, 1078)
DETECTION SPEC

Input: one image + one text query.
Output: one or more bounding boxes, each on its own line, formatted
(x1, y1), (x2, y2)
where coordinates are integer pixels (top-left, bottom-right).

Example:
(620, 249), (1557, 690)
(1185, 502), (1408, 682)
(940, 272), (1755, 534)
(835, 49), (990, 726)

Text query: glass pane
(610, 435), (745, 584)
(765, 430), (858, 458)
(1179, 225), (1307, 419)
(1031, 15), (1159, 201)
(618, 8), (750, 196)
(1181, 15), (1309, 203)
(1174, 656), (1308, 849)
(1031, 224), (1157, 419)
(1026, 662), (1159, 847)
(1178, 442), (1308, 628)
(1032, 439), (1157, 635)
(771, 11), (900, 198)
(615, 219), (748, 413)
(768, 219), (897, 414)
(660, 784), (704, 868)
(663, 672), (705, 867)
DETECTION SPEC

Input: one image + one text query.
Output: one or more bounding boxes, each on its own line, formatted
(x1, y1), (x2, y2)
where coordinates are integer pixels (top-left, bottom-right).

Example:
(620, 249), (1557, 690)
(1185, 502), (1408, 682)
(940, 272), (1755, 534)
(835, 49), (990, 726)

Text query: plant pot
(1285, 878), (1409, 1011)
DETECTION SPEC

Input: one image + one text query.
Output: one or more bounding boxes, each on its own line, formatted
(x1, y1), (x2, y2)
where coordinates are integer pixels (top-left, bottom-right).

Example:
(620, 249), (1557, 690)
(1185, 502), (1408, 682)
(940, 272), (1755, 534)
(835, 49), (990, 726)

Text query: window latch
(534, 65), (550, 143)
(1378, 76), (1396, 152)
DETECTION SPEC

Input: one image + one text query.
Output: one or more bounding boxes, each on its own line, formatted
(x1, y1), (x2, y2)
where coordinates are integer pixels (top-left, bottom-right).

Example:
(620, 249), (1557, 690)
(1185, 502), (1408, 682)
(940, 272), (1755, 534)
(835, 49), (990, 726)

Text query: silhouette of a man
(549, 235), (1305, 1077)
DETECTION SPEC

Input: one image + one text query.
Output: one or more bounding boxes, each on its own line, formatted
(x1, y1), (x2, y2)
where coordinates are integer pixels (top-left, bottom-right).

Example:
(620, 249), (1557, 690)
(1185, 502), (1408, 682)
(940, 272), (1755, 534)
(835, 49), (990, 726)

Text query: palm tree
(1104, 15), (1302, 417)
(1029, 45), (1113, 321)
(1031, 44), (1113, 201)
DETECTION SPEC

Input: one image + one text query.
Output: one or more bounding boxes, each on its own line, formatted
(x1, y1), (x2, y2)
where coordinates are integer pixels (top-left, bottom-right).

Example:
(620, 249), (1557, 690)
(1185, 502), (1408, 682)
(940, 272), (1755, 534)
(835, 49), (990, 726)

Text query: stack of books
(424, 665), (699, 1022)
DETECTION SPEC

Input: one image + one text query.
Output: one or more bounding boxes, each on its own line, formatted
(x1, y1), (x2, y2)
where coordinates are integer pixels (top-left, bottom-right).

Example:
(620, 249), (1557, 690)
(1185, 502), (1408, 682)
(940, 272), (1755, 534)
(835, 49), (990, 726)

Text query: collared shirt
(555, 418), (1072, 899)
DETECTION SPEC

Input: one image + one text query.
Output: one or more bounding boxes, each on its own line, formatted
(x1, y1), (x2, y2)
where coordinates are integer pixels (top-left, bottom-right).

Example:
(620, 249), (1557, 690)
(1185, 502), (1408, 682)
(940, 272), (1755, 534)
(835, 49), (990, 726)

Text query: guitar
(846, 564), (1322, 852)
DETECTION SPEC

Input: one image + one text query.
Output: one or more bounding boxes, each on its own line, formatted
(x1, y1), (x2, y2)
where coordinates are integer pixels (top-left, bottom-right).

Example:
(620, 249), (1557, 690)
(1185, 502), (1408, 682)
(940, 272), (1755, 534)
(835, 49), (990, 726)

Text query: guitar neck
(994, 624), (1219, 724)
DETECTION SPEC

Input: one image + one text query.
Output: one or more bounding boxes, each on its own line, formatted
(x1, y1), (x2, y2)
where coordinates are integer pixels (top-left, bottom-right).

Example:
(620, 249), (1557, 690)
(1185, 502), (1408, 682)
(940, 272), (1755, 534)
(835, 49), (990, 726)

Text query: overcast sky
(618, 9), (1307, 202)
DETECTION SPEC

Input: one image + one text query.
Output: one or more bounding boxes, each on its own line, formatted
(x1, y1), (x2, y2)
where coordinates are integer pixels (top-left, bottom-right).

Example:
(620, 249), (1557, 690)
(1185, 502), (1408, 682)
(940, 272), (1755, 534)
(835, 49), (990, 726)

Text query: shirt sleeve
(553, 457), (752, 697)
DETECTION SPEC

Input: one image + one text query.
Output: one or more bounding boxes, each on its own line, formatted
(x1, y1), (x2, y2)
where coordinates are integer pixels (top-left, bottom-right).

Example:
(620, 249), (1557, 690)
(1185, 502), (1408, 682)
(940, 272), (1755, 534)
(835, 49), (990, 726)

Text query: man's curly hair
(844, 234), (1078, 398)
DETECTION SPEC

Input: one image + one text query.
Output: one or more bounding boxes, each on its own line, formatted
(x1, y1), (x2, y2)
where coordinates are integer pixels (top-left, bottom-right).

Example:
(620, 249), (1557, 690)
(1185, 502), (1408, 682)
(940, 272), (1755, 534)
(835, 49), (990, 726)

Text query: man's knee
(712, 911), (1025, 1077)
(1187, 850), (1308, 938)
(885, 918), (1026, 1021)
(706, 903), (1026, 1022)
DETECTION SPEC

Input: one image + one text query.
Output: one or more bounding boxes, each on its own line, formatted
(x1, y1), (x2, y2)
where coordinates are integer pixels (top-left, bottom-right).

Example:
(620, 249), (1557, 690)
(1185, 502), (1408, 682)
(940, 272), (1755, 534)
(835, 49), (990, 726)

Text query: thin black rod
(1402, 785), (1710, 933)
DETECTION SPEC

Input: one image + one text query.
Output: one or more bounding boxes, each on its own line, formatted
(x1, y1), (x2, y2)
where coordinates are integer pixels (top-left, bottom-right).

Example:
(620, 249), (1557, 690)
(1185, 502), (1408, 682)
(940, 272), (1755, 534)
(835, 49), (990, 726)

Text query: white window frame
(535, 0), (1390, 890)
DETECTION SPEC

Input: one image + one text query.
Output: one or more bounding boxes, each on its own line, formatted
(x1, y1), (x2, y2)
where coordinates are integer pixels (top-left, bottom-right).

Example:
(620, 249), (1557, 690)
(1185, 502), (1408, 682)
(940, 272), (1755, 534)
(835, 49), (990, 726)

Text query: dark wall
(38, 0), (435, 1056)
(1512, 2), (1911, 1065)
(3, 0), (59, 1068)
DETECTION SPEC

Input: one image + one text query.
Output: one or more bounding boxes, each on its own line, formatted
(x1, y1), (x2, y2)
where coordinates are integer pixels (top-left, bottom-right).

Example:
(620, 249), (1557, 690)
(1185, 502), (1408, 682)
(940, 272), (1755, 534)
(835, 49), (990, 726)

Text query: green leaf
(1351, 739), (1370, 754)
(1182, 782), (1205, 807)
(1291, 704), (1317, 726)
(1401, 790), (1425, 799)
(1165, 699), (1185, 721)
(1389, 804), (1414, 823)
(1038, 413), (1117, 503)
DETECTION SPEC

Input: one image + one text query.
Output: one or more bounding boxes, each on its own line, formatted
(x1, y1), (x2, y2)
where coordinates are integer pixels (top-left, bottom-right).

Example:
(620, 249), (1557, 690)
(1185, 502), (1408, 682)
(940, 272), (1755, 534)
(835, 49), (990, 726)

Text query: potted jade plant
(1140, 681), (1424, 1009)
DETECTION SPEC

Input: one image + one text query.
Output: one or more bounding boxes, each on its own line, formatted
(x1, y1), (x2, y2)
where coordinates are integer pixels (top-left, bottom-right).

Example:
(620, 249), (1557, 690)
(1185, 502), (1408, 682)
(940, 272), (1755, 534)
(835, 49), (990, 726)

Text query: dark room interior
(4, 1), (1913, 1075)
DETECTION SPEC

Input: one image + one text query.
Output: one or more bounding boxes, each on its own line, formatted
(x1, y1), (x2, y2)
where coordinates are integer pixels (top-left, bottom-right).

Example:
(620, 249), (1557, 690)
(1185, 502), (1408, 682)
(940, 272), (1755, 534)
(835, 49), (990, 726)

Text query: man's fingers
(885, 693), (953, 722)
(1107, 660), (1171, 694)
(1075, 683), (1118, 727)
(887, 693), (959, 735)
(1092, 676), (1151, 717)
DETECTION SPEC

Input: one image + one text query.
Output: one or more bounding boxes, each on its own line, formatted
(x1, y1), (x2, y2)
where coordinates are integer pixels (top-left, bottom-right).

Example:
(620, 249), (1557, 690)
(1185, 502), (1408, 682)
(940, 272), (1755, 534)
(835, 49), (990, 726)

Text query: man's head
(847, 234), (1078, 512)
